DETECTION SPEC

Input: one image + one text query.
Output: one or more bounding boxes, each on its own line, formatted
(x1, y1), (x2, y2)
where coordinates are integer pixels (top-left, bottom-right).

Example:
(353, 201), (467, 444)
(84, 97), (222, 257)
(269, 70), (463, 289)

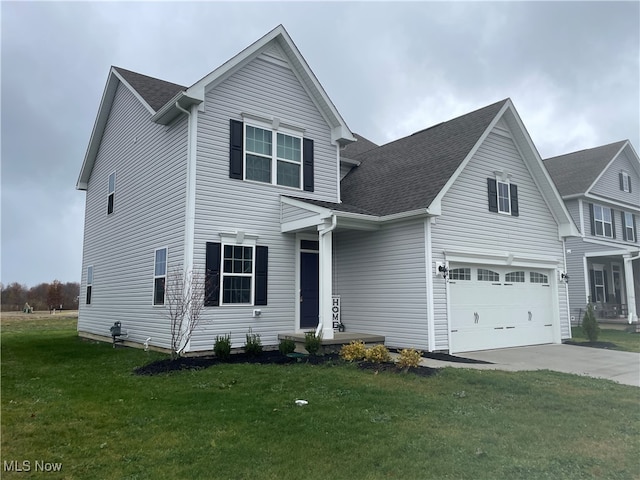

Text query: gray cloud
(2, 1), (638, 286)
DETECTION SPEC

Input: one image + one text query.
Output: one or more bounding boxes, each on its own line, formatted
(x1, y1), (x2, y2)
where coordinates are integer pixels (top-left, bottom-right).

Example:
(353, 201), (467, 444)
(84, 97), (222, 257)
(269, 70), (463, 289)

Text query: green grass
(571, 326), (640, 353)
(2, 318), (639, 479)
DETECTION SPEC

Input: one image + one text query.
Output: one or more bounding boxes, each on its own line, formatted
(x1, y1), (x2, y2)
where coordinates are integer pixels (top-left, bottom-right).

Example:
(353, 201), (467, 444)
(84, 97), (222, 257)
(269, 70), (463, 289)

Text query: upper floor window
(86, 265), (93, 305)
(620, 171), (631, 193)
(487, 177), (519, 216)
(593, 204), (613, 238)
(153, 248), (167, 306)
(107, 172), (116, 215)
(623, 211), (636, 242)
(229, 119), (314, 191)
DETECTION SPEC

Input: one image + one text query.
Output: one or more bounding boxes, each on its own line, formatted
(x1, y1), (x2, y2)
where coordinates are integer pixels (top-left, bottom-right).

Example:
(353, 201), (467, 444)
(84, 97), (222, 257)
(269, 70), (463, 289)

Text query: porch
(278, 332), (385, 354)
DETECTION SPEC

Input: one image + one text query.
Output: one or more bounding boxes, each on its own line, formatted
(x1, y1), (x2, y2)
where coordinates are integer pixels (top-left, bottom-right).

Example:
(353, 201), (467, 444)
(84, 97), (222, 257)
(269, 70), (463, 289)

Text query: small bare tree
(165, 268), (206, 359)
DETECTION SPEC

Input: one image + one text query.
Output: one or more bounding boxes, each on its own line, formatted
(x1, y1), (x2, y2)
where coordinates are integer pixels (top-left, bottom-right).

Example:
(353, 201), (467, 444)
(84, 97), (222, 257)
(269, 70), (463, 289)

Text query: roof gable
(543, 140), (629, 197)
(341, 99), (508, 216)
(113, 67), (186, 112)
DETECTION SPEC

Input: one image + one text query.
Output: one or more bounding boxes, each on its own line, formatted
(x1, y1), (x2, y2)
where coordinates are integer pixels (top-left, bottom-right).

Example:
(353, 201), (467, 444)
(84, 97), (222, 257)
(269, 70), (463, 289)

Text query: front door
(300, 245), (319, 329)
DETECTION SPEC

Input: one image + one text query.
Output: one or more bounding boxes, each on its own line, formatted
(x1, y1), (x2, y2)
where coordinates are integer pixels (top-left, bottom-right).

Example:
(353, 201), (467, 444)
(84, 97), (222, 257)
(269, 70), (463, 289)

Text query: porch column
(623, 254), (638, 323)
(317, 217), (336, 340)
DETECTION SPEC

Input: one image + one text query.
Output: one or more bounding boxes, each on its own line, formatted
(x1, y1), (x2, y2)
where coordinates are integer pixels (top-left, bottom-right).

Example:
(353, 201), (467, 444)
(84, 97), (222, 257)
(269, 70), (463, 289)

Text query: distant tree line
(0, 281), (80, 312)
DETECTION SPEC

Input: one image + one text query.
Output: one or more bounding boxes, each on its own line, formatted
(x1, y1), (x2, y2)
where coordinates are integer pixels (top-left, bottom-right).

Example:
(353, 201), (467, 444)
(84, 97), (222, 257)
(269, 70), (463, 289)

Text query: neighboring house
(544, 141), (640, 324)
(77, 25), (579, 355)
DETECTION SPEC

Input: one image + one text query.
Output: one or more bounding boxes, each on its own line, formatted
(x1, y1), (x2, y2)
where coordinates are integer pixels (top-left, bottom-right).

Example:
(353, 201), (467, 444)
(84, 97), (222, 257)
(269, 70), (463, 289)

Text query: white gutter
(316, 215), (337, 338)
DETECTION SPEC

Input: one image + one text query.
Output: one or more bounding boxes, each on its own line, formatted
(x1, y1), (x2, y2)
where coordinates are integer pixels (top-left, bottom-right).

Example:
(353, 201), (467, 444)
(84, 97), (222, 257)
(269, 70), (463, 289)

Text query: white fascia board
(280, 196), (332, 215)
(76, 69), (120, 190)
(582, 192), (640, 211)
(112, 68), (155, 115)
(584, 142), (628, 195)
(623, 142), (640, 175)
(340, 157), (361, 167)
(429, 103), (507, 209)
(443, 248), (561, 269)
(282, 215), (328, 233)
(150, 92), (203, 126)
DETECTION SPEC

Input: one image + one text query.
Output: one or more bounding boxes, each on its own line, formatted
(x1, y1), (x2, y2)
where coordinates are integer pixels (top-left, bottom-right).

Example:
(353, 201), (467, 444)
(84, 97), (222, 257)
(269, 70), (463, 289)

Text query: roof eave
(150, 91), (204, 125)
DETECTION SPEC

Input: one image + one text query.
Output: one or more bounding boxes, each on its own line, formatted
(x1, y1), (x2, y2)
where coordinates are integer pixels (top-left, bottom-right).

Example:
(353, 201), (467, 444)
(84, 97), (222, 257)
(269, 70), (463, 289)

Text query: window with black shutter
(487, 177), (518, 216)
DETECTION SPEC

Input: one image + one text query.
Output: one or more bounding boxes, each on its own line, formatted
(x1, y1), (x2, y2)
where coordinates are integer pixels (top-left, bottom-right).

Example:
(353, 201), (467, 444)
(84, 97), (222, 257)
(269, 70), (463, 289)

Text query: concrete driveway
(419, 344), (640, 387)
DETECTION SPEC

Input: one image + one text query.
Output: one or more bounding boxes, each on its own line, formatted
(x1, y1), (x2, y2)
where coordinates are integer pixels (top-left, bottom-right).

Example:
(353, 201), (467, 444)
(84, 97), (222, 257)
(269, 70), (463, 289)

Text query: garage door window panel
(505, 271), (525, 283)
(478, 269), (500, 282)
(530, 272), (549, 284)
(450, 268), (471, 281)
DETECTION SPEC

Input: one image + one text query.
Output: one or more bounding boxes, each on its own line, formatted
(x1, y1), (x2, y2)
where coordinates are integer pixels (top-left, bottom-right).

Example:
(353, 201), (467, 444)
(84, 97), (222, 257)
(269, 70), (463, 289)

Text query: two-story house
(544, 141), (640, 325)
(77, 25), (579, 355)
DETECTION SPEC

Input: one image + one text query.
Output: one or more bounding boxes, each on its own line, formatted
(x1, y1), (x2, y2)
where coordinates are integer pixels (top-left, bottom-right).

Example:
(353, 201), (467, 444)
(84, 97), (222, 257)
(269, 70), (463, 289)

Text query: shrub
(340, 340), (367, 362)
(396, 348), (422, 370)
(582, 304), (600, 342)
(214, 334), (232, 360)
(244, 329), (263, 357)
(364, 344), (391, 363)
(278, 337), (296, 355)
(304, 331), (322, 355)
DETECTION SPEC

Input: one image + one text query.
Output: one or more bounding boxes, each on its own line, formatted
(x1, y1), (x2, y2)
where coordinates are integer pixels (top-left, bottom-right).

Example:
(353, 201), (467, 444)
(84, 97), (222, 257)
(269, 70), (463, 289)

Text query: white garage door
(449, 264), (555, 353)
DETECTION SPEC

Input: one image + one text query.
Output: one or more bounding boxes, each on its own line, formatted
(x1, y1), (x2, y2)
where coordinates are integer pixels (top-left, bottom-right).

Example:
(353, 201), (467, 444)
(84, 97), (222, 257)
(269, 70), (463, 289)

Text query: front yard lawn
(571, 326), (640, 353)
(2, 317), (639, 479)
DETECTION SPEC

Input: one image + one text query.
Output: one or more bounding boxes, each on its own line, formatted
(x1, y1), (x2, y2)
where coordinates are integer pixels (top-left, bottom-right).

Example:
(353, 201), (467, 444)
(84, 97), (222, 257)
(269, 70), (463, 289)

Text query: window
(229, 119), (314, 191)
(593, 204), (613, 238)
(505, 271), (525, 283)
(450, 268), (471, 280)
(86, 266), (93, 305)
(245, 125), (302, 188)
(153, 248), (167, 305)
(530, 272), (549, 284)
(205, 242), (268, 307)
(487, 177), (519, 216)
(623, 212), (636, 242)
(620, 172), (631, 193)
(478, 269), (499, 281)
(222, 245), (254, 304)
(107, 172), (115, 215)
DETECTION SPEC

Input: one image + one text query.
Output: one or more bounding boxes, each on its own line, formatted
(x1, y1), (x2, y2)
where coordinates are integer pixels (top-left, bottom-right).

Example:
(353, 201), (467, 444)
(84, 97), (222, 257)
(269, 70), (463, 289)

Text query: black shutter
(205, 242), (221, 306)
(634, 214), (638, 243)
(629, 180), (632, 193)
(510, 184), (519, 217)
(255, 246), (268, 306)
(589, 203), (595, 235)
(229, 119), (244, 180)
(603, 269), (609, 301)
(589, 270), (596, 303)
(303, 138), (314, 192)
(621, 211), (627, 241)
(619, 172), (624, 191)
(611, 210), (616, 238)
(487, 178), (498, 212)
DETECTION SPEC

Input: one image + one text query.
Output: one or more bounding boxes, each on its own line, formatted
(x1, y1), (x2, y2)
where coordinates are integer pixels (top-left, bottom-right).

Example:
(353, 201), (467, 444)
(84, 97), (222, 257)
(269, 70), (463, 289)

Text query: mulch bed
(134, 351), (439, 377)
(564, 340), (619, 350)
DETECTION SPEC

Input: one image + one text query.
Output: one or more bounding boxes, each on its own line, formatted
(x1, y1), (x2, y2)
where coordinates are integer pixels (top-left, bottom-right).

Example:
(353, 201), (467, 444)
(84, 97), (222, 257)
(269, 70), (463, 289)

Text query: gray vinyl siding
(565, 199), (582, 233)
(333, 219), (429, 350)
(78, 82), (188, 349)
(431, 128), (569, 349)
(190, 54), (337, 351)
(581, 199), (639, 246)
(590, 149), (640, 204)
(281, 203), (317, 224)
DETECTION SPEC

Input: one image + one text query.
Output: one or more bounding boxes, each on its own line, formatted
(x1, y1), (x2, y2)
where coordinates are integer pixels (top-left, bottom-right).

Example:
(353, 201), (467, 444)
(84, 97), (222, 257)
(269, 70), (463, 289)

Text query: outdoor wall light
(438, 264), (449, 282)
(561, 272), (569, 283)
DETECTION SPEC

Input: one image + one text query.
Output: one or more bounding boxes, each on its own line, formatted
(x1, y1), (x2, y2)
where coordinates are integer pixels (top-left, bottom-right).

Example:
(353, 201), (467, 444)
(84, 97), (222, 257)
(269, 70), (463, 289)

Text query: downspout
(316, 215), (337, 338)
(562, 239), (571, 339)
(176, 101), (198, 353)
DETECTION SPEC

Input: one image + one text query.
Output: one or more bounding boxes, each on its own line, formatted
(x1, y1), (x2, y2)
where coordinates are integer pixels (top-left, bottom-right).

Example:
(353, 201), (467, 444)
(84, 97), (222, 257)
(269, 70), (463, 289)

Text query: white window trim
(497, 179), (511, 214)
(107, 172), (116, 215)
(220, 242), (255, 306)
(594, 204), (613, 238)
(621, 171), (631, 192)
(86, 265), (93, 305)
(243, 120), (304, 190)
(153, 247), (168, 306)
(624, 211), (635, 241)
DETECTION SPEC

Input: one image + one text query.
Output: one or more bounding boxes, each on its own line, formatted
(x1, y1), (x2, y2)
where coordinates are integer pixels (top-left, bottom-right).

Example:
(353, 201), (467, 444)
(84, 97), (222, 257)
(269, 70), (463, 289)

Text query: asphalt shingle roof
(285, 197), (377, 215)
(341, 133), (378, 160)
(113, 67), (187, 112)
(543, 141), (627, 197)
(340, 99), (508, 216)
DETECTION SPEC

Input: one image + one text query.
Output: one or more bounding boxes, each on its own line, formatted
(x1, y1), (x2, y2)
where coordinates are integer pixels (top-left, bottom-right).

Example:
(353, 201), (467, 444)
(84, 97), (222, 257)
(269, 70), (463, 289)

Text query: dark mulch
(134, 351), (439, 377)
(564, 340), (619, 350)
(422, 352), (492, 364)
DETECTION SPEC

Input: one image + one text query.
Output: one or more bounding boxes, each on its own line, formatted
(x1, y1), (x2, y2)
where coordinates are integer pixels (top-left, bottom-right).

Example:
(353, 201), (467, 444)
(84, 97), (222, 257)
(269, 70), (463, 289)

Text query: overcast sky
(1, 1), (639, 288)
